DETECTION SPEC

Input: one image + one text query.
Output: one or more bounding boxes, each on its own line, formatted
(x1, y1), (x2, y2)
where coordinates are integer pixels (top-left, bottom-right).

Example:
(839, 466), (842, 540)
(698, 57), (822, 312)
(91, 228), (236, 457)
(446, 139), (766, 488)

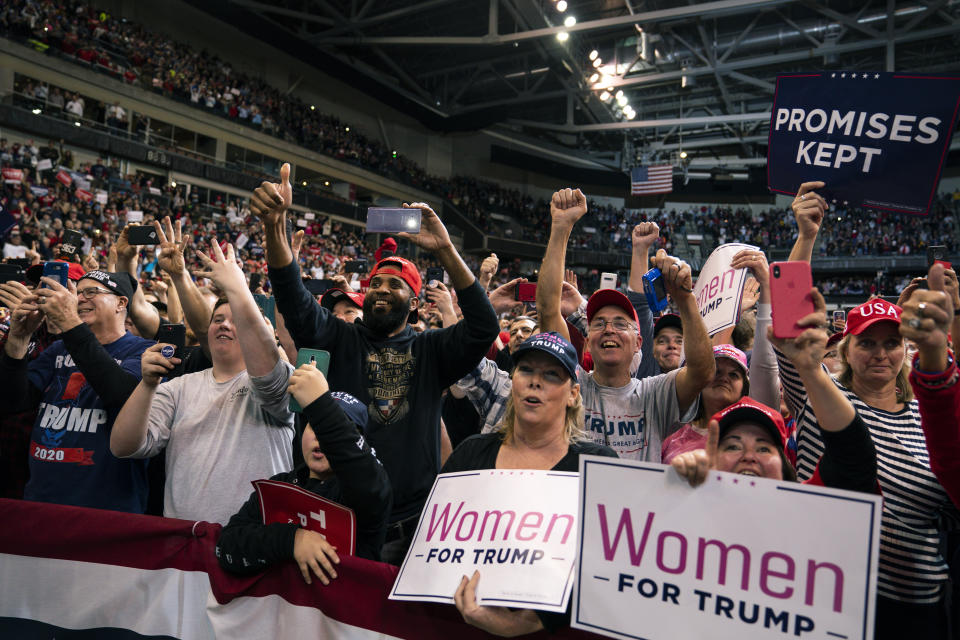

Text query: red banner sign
(1, 168), (23, 183)
(253, 479), (356, 556)
(56, 170), (73, 186)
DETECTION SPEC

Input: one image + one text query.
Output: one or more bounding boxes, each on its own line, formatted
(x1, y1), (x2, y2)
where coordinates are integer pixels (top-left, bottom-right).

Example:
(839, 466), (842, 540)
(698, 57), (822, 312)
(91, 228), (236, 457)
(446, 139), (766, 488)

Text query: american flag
(630, 165), (673, 195)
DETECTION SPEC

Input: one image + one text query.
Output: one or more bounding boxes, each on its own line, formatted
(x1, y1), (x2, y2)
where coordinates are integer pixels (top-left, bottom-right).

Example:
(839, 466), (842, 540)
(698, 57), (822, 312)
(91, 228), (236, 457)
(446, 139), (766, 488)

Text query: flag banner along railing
(571, 456), (882, 640)
(767, 72), (960, 214)
(0, 499), (604, 639)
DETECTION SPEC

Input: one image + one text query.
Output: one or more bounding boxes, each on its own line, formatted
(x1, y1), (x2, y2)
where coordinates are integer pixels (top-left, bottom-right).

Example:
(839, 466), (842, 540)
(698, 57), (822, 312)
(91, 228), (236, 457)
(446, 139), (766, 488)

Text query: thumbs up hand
(251, 162), (293, 227)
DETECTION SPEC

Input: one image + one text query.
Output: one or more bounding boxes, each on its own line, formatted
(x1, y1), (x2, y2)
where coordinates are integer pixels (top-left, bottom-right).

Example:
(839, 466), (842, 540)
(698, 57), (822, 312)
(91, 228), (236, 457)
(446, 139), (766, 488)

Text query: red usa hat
(712, 397), (788, 452)
(26, 259), (86, 284)
(321, 288), (364, 311)
(586, 288), (638, 325)
(369, 256), (421, 296)
(844, 298), (901, 337)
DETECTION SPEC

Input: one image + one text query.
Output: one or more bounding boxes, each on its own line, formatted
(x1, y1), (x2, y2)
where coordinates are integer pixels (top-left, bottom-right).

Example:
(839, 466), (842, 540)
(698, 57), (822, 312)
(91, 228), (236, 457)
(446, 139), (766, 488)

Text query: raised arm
(154, 217), (211, 355)
(111, 343), (179, 457)
(788, 181), (828, 263)
(537, 188), (588, 340)
(769, 287), (854, 432)
(251, 162), (294, 270)
(114, 226), (160, 339)
(194, 240), (279, 377)
(730, 249), (780, 409)
(650, 250), (714, 414)
(397, 202), (474, 289)
(477, 253), (499, 291)
(627, 222), (659, 292)
(627, 222), (661, 379)
(901, 263), (960, 506)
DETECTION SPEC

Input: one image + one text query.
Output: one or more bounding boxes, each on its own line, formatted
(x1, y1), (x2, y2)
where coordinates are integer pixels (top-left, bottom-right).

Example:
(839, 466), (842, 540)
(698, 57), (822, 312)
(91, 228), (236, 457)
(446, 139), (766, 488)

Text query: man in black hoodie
(250, 164), (499, 564)
(217, 367), (391, 582)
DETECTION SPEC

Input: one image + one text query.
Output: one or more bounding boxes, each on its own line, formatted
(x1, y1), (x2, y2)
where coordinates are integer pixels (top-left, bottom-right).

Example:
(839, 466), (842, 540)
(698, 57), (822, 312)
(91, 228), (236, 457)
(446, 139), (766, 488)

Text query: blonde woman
(442, 332), (617, 636)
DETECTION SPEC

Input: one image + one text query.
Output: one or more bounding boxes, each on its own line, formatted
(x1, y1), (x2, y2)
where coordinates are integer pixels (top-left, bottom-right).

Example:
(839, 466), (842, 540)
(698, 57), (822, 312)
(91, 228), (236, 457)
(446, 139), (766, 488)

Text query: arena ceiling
(199, 0), (960, 172)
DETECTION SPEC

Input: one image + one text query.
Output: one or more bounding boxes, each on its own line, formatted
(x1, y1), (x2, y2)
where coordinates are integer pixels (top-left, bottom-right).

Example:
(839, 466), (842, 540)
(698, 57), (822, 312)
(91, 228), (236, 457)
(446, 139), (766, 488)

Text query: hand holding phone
(127, 225), (160, 245)
(425, 266), (444, 286)
(289, 349), (331, 412)
(253, 293), (276, 326)
(366, 207), (421, 233)
(642, 268), (669, 312)
(515, 282), (537, 302)
(769, 261), (815, 339)
(41, 261), (69, 288)
(59, 230), (84, 259)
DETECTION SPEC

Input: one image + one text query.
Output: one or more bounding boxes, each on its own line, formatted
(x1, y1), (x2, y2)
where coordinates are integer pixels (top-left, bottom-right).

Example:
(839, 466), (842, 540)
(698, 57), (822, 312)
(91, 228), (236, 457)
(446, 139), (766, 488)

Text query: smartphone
(59, 230), (83, 258)
(7, 257), (31, 270)
(345, 259), (369, 274)
(600, 272), (618, 290)
(42, 261), (69, 288)
(157, 323), (186, 378)
(515, 282), (537, 302)
(0, 264), (25, 284)
(425, 266), (444, 286)
(253, 293), (276, 326)
(642, 268), (669, 312)
(833, 309), (846, 324)
(127, 225), (160, 245)
(303, 278), (335, 296)
(290, 348), (331, 412)
(366, 207), (421, 233)
(769, 261), (815, 339)
(927, 245), (950, 269)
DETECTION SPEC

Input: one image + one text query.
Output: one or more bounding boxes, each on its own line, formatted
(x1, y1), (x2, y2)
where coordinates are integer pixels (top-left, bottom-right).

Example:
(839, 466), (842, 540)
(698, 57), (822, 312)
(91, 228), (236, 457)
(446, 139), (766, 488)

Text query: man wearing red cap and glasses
(251, 164), (498, 564)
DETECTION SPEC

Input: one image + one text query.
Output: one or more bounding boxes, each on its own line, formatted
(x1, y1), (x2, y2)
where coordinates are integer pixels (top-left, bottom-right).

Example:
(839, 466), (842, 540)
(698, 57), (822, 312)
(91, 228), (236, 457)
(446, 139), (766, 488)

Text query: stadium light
(74, 121), (81, 127)
(556, 0), (567, 11)
(345, 126), (350, 132)
(556, 31), (569, 42)
(310, 105), (316, 111)
(589, 50), (598, 61)
(679, 151), (688, 159)
(31, 108), (41, 115)
(599, 91), (611, 101)
(589, 73), (599, 83)
(302, 181), (308, 186)
(615, 90), (624, 99)
(592, 57), (602, 68)
(324, 181), (330, 186)
(564, 16), (576, 27)
(170, 181), (177, 188)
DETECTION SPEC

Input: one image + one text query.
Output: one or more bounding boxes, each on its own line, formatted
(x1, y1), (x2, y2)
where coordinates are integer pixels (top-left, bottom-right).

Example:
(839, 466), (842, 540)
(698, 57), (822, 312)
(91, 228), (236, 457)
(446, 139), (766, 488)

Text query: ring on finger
(917, 302), (927, 315)
(908, 317), (922, 330)
(800, 194), (807, 201)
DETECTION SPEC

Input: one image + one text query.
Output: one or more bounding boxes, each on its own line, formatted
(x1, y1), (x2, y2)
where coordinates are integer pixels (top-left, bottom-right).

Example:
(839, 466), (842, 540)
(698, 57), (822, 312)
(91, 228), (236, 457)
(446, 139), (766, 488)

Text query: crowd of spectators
(4, 0), (958, 259)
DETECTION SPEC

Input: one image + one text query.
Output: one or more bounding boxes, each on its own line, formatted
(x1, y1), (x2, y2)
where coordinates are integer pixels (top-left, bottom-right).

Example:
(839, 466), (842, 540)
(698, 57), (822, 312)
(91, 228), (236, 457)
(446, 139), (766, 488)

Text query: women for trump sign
(572, 457), (882, 640)
(390, 470), (580, 613)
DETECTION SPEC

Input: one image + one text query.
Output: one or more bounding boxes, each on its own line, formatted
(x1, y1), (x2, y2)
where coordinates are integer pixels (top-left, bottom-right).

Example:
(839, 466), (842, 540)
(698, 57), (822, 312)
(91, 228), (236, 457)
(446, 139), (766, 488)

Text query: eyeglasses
(588, 318), (636, 333)
(77, 287), (114, 299)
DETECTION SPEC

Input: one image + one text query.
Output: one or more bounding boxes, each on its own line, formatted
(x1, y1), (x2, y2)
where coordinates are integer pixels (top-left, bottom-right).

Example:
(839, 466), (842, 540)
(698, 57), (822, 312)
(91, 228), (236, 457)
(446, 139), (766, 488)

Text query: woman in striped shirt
(784, 182), (958, 640)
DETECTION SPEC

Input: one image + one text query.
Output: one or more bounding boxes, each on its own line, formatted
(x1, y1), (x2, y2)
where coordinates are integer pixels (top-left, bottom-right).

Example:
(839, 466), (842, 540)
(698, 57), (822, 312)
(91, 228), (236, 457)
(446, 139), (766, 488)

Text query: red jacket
(909, 352), (960, 509)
